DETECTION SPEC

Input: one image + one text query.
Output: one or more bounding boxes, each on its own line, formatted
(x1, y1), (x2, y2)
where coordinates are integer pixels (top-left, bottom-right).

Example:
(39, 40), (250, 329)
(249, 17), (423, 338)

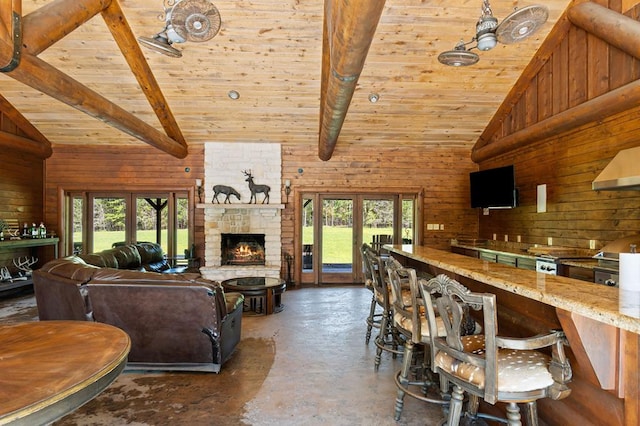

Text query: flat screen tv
(470, 165), (518, 209)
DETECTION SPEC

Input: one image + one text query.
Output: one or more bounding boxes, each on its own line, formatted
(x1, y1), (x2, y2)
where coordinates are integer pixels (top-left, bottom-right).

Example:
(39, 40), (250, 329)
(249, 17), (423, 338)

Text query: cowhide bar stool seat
(420, 274), (573, 426)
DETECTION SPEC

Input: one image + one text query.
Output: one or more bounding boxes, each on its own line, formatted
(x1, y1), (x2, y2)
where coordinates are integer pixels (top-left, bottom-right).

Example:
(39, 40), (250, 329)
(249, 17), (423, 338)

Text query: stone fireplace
(200, 142), (282, 282)
(221, 233), (265, 266)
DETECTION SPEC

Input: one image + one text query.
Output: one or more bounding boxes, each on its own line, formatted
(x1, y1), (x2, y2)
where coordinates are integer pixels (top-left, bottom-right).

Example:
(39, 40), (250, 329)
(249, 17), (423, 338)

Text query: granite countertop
(386, 244), (640, 334)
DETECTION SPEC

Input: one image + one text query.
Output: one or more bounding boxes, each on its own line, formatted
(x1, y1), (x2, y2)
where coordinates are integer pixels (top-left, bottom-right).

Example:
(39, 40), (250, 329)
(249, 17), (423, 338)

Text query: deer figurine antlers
(242, 170), (271, 204)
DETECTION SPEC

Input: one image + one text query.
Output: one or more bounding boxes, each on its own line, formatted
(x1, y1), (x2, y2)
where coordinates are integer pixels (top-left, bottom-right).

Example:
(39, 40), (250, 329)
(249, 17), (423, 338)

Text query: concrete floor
(1, 286), (446, 425)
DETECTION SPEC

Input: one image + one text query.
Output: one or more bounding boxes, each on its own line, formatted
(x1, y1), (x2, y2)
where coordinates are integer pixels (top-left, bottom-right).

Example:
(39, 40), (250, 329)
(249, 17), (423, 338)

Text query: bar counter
(386, 244), (640, 426)
(386, 244), (640, 333)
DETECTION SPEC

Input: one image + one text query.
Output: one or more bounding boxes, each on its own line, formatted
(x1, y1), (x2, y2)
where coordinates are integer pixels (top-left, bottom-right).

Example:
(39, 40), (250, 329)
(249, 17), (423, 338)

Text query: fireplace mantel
(197, 203), (285, 210)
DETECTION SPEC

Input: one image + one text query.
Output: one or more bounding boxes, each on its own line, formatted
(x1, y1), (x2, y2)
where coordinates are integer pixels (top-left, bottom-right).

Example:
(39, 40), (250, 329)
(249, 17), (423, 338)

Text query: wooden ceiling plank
(0, 92), (51, 157)
(318, 0), (386, 161)
(101, 0), (186, 147)
(21, 0), (111, 56)
(2, 44), (187, 158)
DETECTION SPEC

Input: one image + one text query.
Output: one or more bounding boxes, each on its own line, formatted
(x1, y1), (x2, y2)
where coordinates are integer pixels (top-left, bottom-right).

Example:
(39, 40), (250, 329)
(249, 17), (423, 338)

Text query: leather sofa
(32, 243), (244, 373)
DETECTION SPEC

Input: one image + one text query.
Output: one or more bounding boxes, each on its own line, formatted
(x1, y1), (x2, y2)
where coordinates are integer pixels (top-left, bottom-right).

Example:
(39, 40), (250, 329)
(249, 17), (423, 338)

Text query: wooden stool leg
(394, 340), (414, 421)
(505, 402), (522, 426)
(523, 401), (538, 426)
(365, 295), (376, 344)
(447, 385), (465, 426)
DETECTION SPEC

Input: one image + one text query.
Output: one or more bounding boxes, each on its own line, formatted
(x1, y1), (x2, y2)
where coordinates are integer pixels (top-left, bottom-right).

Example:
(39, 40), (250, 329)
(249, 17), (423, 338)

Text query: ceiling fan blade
(496, 4), (549, 44)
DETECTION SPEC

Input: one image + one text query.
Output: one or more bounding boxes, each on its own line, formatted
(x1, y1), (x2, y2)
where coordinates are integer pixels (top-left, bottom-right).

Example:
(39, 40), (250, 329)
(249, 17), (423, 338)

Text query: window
(64, 191), (192, 259)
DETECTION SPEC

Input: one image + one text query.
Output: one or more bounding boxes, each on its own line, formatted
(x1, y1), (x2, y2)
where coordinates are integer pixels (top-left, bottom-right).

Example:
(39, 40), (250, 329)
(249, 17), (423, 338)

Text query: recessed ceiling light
(368, 93), (379, 103)
(228, 90), (240, 100)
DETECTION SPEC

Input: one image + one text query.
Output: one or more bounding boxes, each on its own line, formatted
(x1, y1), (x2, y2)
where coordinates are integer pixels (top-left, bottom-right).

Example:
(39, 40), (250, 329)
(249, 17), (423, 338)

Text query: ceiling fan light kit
(438, 0), (548, 66)
(138, 0), (222, 57)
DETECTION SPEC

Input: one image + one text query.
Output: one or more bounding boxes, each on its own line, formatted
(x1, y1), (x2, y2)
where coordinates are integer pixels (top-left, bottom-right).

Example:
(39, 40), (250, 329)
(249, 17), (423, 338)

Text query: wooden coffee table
(0, 321), (130, 425)
(222, 276), (286, 315)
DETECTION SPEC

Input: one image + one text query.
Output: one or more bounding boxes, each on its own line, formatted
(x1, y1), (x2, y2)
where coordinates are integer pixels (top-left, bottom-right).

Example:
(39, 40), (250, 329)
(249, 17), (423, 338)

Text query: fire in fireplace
(221, 233), (266, 265)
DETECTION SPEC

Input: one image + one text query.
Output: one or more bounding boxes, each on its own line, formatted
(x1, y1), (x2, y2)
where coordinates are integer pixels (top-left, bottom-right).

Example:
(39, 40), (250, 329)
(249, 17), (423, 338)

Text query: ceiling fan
(438, 0), (549, 67)
(138, 0), (222, 58)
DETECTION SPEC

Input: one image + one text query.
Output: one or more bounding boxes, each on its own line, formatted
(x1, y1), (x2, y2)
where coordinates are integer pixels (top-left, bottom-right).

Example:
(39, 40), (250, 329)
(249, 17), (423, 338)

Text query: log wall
(477, 2), (640, 249)
(0, 114), (46, 269)
(43, 142), (477, 277)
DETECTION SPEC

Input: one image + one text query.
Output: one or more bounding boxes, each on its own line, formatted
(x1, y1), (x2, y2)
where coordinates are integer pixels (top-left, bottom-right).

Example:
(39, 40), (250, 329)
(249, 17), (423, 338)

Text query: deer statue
(242, 170), (271, 204)
(212, 185), (241, 204)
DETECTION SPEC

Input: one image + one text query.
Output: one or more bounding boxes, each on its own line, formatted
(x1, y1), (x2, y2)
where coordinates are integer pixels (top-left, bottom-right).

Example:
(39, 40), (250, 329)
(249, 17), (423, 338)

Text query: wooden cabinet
(516, 257), (536, 271)
(452, 245), (536, 271)
(0, 238), (59, 294)
(479, 251), (497, 262)
(497, 253), (517, 267)
(451, 246), (479, 258)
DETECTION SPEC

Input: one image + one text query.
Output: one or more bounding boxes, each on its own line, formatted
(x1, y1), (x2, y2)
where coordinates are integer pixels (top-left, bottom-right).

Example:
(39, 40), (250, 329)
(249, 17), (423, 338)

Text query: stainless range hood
(593, 146), (640, 190)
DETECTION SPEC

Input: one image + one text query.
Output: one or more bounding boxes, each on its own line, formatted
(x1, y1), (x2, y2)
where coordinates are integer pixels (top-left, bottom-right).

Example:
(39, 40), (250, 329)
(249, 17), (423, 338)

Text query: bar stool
(361, 243), (381, 344)
(420, 274), (573, 426)
(385, 259), (454, 421)
(364, 248), (404, 370)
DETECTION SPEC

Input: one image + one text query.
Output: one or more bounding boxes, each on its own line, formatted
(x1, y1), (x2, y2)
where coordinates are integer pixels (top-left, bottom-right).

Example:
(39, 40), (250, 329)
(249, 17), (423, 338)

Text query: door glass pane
(401, 199), (415, 244)
(136, 197), (168, 253)
(176, 196), (189, 258)
(322, 198), (353, 273)
(72, 196), (83, 254)
(302, 197), (314, 272)
(93, 197), (126, 252)
(363, 198), (394, 250)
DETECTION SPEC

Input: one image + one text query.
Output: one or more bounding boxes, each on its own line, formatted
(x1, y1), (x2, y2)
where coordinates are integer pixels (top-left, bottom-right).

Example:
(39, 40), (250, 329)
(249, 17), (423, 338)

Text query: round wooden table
(0, 321), (131, 425)
(221, 276), (286, 315)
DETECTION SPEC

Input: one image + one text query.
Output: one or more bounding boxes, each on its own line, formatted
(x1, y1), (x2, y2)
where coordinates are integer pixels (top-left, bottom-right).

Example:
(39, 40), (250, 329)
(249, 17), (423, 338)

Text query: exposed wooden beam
(568, 1), (640, 60)
(0, 0), (187, 158)
(0, 130), (52, 159)
(318, 0), (386, 161)
(101, 0), (186, 147)
(3, 48), (188, 158)
(21, 0), (111, 55)
(0, 92), (52, 158)
(471, 79), (640, 163)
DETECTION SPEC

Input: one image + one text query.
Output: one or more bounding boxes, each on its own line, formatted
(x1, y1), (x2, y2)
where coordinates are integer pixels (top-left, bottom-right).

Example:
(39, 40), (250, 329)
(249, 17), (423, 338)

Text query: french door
(300, 192), (419, 285)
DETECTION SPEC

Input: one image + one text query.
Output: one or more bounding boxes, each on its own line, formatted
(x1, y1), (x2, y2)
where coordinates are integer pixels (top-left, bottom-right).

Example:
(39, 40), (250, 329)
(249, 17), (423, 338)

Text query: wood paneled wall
(280, 142), (478, 264)
(0, 116), (45, 268)
(44, 145), (205, 257)
(478, 2), (640, 250)
(44, 142), (478, 276)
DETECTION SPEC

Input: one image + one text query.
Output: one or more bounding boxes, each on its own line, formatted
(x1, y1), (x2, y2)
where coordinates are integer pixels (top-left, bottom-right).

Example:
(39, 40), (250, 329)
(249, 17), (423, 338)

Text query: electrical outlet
(517, 235), (522, 243)
(493, 233), (497, 240)
(547, 237), (553, 246)
(589, 240), (596, 250)
(504, 235), (508, 242)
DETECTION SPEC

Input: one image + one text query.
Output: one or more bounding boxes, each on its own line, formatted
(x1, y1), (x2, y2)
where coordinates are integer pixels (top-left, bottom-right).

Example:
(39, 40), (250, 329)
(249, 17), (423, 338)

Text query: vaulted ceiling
(0, 0), (574, 160)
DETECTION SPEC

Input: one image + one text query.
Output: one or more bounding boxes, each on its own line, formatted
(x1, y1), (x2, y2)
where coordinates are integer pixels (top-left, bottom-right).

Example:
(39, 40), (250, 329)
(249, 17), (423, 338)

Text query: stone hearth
(200, 142), (282, 282)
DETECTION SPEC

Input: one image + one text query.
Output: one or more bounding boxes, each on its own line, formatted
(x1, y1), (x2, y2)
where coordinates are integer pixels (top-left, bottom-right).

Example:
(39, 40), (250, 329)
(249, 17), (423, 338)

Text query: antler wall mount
(438, 0), (549, 67)
(138, 0), (222, 58)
